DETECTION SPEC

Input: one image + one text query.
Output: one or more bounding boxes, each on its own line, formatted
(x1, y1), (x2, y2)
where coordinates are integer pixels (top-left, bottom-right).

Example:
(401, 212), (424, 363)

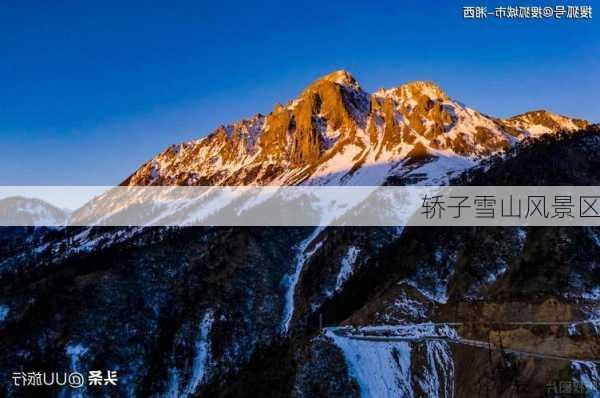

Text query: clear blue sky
(1, 1), (598, 185)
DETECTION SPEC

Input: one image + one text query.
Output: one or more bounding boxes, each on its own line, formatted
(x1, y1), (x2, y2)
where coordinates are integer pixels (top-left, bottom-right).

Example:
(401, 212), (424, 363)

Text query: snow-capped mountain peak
(504, 109), (589, 137)
(123, 70), (589, 187)
(317, 69), (361, 88)
(0, 196), (71, 226)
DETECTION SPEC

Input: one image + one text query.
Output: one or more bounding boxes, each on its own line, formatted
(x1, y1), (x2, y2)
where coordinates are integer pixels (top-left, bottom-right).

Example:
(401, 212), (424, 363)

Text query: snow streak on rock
(571, 360), (600, 393)
(416, 340), (454, 398)
(335, 246), (360, 291)
(182, 311), (214, 397)
(0, 305), (8, 323)
(281, 227), (324, 333)
(65, 343), (89, 398)
(164, 311), (215, 397)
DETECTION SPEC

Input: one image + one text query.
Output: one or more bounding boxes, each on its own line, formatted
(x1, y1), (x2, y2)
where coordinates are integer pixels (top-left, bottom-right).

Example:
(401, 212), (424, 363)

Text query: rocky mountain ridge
(124, 70), (588, 187)
(0, 197), (70, 226)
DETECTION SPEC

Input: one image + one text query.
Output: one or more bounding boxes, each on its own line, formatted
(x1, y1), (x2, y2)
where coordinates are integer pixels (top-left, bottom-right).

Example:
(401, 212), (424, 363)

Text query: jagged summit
(509, 109), (586, 124)
(375, 80), (448, 102)
(506, 109), (588, 136)
(318, 69), (359, 87)
(397, 80), (448, 101)
(124, 71), (589, 187)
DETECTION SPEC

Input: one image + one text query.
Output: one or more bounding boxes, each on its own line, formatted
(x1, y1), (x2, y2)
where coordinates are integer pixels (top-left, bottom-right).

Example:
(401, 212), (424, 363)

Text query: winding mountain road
(330, 321), (600, 363)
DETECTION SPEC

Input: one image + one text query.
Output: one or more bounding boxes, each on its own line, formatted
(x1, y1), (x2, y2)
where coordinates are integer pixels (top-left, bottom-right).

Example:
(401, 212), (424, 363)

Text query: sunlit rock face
(124, 70), (587, 188)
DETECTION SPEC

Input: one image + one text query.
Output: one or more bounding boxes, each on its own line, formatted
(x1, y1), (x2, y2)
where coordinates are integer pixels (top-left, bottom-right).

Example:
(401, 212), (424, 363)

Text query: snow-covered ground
(326, 324), (455, 397)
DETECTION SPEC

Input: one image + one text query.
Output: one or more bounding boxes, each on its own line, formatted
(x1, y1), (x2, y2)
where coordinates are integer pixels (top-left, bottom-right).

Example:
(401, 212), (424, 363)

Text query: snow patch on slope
(328, 333), (414, 397)
(0, 305), (8, 323)
(326, 325), (455, 397)
(335, 246), (360, 291)
(389, 293), (428, 321)
(398, 278), (450, 305)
